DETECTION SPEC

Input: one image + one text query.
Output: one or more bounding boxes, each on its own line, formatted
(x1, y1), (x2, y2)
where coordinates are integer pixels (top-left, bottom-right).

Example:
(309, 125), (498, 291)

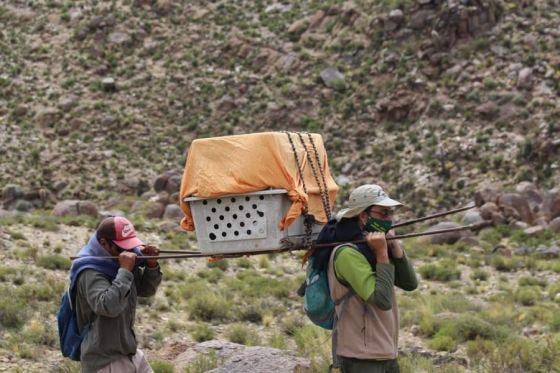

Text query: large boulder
(498, 193), (533, 224)
(462, 210), (484, 225)
(163, 204), (184, 220)
(2, 184), (24, 204)
(422, 221), (463, 245)
(174, 340), (311, 373)
(515, 182), (543, 213)
(132, 200), (165, 219)
(52, 200), (99, 218)
(543, 188), (560, 221)
(474, 185), (502, 206)
(153, 170), (181, 193)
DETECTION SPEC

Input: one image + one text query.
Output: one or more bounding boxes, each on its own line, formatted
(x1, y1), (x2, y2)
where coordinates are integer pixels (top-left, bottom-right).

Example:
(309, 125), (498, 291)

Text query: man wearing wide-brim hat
(325, 184), (418, 372)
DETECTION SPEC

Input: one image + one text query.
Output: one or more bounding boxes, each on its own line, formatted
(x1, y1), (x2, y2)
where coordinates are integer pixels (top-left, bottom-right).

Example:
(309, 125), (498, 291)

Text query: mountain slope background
(1, 0), (560, 372)
(1, 0), (558, 214)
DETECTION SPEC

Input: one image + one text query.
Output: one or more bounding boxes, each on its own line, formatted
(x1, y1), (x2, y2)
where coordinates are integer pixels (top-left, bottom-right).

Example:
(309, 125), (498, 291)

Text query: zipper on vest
(362, 304), (367, 347)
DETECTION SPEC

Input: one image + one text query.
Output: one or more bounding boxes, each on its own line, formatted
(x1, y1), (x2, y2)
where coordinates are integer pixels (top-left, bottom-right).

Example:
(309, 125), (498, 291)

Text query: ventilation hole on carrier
(259, 195), (264, 200)
(231, 197), (236, 202)
(257, 211), (264, 217)
(233, 214), (238, 219)
(214, 224), (219, 229)
(206, 216), (211, 222)
(203, 200), (208, 205)
(217, 199), (222, 204)
(252, 204), (257, 209)
(240, 222), (245, 227)
(211, 207), (216, 213)
(209, 233), (216, 240)
(222, 232), (227, 237)
(219, 215), (224, 220)
(227, 223), (232, 228)
(247, 230), (252, 235)
(245, 213), (251, 218)
(234, 231), (239, 236)
(225, 206), (230, 212)
(245, 196), (250, 201)
(239, 205), (244, 210)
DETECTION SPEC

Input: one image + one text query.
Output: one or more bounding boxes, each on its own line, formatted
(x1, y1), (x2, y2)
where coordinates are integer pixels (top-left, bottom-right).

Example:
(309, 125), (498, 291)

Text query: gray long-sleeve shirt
(75, 265), (162, 373)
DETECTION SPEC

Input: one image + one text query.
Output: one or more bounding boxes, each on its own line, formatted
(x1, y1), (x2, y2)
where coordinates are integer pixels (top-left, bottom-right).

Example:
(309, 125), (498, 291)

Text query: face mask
(364, 217), (392, 233)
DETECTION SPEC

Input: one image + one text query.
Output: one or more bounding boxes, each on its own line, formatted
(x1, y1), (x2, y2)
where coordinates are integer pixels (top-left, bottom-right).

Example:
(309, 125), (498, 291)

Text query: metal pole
(70, 222), (489, 261)
(391, 203), (476, 228)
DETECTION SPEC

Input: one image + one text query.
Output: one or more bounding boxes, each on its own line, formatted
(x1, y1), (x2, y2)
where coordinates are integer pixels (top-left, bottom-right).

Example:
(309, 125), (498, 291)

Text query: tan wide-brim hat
(335, 184), (402, 221)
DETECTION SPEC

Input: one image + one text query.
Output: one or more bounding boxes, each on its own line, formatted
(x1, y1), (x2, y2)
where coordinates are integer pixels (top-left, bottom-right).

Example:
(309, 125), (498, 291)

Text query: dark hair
(96, 217), (116, 242)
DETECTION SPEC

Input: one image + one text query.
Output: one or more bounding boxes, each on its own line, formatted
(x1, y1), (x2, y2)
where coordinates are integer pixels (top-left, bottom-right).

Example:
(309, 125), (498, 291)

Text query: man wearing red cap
(69, 216), (162, 373)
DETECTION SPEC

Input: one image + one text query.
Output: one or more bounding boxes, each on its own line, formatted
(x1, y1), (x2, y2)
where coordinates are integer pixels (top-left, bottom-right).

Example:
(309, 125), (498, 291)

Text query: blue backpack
(57, 290), (88, 361)
(302, 245), (353, 330)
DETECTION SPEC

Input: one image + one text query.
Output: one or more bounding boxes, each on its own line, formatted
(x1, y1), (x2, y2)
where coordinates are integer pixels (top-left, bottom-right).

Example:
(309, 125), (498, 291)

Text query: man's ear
(99, 237), (111, 251)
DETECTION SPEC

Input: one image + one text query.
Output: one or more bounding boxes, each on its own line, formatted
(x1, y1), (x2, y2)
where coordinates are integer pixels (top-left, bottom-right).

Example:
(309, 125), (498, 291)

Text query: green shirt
(334, 246), (417, 310)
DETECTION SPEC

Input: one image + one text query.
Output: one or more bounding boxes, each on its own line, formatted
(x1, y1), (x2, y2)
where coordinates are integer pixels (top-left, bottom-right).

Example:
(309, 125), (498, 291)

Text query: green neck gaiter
(364, 217), (392, 233)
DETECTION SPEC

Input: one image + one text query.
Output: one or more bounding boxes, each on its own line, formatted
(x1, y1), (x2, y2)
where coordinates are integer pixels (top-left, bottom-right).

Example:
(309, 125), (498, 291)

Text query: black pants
(337, 356), (400, 373)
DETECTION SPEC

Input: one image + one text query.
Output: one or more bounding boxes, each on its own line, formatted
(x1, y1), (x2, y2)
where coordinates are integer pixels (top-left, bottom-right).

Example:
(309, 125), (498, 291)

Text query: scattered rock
(536, 244), (560, 259)
(514, 245), (534, 256)
(498, 193), (533, 224)
(543, 188), (560, 221)
(35, 107), (61, 128)
(320, 67), (346, 91)
(155, 0), (174, 15)
(174, 340), (311, 373)
(14, 199), (34, 212)
(492, 244), (512, 257)
(462, 210), (484, 225)
(53, 200), (99, 218)
(422, 221), (463, 245)
(108, 31), (132, 46)
(163, 204), (184, 220)
(523, 225), (545, 236)
(2, 184), (24, 204)
(517, 67), (533, 89)
(101, 77), (116, 92)
(479, 202), (498, 220)
(550, 217), (560, 232)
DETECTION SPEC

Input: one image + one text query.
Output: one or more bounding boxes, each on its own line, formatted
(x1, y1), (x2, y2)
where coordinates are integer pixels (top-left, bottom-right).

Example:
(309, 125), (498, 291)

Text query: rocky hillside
(0, 0), (558, 215)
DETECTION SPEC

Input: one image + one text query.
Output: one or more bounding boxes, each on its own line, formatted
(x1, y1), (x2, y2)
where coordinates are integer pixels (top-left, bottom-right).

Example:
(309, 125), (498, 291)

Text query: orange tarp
(179, 132), (338, 231)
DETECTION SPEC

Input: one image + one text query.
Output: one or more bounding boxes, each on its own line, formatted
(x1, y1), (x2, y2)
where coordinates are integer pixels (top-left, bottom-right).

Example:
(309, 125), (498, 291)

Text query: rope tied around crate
(284, 131), (332, 255)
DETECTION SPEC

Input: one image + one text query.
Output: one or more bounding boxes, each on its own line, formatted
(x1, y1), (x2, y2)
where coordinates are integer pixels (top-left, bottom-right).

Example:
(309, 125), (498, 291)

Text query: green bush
(184, 351), (218, 373)
(470, 269), (489, 281)
(190, 323), (215, 342)
(36, 255), (71, 270)
(207, 259), (228, 271)
(188, 293), (230, 321)
(491, 256), (519, 272)
(418, 259), (461, 282)
(427, 334), (457, 352)
(196, 268), (223, 283)
(236, 257), (253, 269)
(430, 314), (504, 351)
(515, 287), (540, 306)
(282, 314), (305, 336)
(151, 360), (174, 373)
(0, 287), (26, 329)
(267, 332), (287, 349)
(467, 336), (560, 372)
(518, 276), (546, 287)
(225, 323), (261, 346)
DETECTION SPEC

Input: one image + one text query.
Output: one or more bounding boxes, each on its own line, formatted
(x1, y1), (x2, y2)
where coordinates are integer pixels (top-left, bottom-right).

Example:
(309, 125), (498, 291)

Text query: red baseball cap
(113, 216), (144, 250)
